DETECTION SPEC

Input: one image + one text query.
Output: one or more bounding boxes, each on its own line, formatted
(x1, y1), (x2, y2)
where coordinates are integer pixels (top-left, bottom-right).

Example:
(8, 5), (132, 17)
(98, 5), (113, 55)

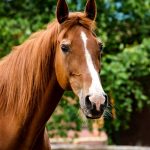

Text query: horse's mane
(0, 12), (95, 120)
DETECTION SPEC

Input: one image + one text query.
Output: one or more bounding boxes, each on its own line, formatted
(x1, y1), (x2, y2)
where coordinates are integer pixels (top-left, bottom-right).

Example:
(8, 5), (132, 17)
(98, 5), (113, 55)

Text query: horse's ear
(56, 0), (69, 24)
(85, 0), (97, 20)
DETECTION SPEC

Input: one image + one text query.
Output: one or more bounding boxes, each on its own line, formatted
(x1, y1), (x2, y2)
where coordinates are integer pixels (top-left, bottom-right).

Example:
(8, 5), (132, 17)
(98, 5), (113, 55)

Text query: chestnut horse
(0, 0), (107, 149)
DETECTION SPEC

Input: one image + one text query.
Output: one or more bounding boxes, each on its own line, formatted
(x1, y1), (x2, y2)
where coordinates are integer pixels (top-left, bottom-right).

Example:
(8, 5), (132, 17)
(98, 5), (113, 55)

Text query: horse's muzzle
(84, 94), (108, 119)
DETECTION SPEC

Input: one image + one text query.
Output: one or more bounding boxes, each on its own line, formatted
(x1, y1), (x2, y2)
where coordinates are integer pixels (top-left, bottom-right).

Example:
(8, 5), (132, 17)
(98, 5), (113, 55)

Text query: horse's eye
(61, 44), (70, 53)
(98, 43), (103, 52)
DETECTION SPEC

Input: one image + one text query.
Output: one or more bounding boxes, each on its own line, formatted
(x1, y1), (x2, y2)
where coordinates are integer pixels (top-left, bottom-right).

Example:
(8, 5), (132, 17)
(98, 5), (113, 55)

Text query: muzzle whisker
(103, 108), (112, 119)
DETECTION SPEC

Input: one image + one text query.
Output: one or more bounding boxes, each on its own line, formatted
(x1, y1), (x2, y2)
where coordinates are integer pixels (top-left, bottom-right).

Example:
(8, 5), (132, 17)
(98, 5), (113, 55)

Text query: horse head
(55, 0), (108, 119)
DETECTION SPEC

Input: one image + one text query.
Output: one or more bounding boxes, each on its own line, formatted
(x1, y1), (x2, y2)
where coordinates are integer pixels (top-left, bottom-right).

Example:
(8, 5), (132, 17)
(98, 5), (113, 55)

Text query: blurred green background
(0, 0), (150, 145)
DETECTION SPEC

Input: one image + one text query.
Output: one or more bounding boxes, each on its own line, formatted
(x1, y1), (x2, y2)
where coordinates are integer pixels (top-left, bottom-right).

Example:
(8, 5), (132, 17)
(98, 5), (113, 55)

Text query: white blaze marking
(80, 31), (105, 100)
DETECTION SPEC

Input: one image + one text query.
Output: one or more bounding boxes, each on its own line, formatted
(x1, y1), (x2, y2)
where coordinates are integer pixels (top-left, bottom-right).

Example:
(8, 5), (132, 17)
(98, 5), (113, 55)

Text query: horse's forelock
(60, 12), (96, 31)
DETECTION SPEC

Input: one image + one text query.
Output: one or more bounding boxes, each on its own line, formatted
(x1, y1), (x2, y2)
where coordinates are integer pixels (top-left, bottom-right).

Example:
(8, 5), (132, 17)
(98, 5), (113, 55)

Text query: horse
(0, 0), (107, 149)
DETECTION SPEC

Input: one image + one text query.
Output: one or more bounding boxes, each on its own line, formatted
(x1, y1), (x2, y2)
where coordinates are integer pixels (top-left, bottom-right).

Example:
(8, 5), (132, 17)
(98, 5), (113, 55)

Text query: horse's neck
(0, 24), (64, 149)
(0, 57), (63, 150)
(20, 72), (64, 149)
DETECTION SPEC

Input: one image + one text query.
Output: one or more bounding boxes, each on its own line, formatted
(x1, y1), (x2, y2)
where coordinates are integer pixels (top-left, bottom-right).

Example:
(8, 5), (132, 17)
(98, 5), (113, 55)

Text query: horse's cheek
(55, 53), (70, 90)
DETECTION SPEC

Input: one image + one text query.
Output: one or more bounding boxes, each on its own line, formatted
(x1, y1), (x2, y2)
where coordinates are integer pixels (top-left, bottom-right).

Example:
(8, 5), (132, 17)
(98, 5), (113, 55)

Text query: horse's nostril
(100, 94), (108, 111)
(104, 94), (108, 107)
(85, 95), (92, 109)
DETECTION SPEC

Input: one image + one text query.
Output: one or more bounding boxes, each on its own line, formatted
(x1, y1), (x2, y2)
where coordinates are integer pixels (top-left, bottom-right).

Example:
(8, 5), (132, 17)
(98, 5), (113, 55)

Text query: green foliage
(0, 0), (55, 57)
(47, 92), (82, 137)
(101, 38), (150, 137)
(0, 0), (150, 144)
